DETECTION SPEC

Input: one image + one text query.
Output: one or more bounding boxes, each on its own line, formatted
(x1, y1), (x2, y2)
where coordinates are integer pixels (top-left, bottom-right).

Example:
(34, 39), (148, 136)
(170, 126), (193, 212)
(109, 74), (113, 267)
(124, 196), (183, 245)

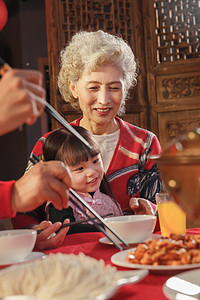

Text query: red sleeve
(0, 181), (16, 218)
(12, 214), (39, 229)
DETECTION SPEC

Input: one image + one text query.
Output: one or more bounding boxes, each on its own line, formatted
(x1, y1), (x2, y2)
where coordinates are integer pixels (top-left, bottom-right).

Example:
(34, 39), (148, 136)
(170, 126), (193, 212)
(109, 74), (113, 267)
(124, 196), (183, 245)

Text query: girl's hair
(43, 126), (122, 213)
(58, 30), (138, 116)
(43, 126), (100, 166)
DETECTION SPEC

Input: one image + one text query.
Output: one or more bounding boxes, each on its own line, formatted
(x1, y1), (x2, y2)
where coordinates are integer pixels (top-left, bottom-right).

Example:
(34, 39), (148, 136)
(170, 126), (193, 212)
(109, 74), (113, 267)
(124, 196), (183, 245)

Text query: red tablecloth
(42, 228), (200, 300)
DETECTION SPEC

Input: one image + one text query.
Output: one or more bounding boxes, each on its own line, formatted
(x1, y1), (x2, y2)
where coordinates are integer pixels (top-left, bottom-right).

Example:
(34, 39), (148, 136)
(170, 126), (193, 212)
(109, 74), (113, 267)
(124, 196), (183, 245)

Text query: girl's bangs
(61, 137), (100, 166)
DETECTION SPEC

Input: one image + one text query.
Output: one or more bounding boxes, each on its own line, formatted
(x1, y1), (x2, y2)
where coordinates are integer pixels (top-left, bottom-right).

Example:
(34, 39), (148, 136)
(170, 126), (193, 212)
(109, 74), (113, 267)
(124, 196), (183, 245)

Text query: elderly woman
(13, 30), (162, 248)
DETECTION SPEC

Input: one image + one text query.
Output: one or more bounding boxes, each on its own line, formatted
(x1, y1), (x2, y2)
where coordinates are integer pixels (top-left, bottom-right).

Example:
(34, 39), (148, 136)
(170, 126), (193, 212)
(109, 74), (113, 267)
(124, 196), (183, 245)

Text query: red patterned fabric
(0, 181), (16, 218)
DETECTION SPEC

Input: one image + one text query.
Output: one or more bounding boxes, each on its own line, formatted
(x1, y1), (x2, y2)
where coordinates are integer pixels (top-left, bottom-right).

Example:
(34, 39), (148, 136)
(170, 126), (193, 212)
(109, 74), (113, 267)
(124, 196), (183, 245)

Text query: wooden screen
(143, 0), (200, 147)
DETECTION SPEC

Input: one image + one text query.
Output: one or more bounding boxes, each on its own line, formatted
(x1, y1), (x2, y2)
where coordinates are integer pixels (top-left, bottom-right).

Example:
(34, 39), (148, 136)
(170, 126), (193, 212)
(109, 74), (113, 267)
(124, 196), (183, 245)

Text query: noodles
(0, 253), (120, 300)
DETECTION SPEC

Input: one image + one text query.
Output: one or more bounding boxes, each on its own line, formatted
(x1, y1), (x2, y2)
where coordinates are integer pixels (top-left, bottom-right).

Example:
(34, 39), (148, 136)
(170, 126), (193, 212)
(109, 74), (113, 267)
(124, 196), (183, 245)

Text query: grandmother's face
(69, 64), (126, 133)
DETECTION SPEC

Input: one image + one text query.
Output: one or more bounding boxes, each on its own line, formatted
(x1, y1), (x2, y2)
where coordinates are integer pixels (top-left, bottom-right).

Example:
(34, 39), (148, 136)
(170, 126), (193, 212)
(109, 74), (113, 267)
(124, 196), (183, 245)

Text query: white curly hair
(58, 30), (138, 116)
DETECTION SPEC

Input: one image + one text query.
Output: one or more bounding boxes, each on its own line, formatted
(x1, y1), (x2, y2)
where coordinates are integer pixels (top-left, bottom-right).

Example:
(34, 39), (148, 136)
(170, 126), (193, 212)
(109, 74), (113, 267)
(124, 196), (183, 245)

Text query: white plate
(2, 271), (148, 300)
(99, 234), (162, 245)
(0, 252), (46, 267)
(111, 248), (200, 273)
(0, 270), (148, 300)
(92, 269), (148, 300)
(163, 268), (200, 299)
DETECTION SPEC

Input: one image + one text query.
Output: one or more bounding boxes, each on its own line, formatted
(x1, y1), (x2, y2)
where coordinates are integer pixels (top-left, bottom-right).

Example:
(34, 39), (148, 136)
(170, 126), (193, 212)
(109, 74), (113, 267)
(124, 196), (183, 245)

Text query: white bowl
(104, 215), (157, 244)
(0, 229), (37, 264)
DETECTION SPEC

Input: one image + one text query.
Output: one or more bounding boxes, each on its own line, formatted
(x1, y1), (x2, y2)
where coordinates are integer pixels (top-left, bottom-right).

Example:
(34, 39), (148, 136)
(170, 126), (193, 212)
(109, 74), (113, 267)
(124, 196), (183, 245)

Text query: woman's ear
(68, 80), (78, 99)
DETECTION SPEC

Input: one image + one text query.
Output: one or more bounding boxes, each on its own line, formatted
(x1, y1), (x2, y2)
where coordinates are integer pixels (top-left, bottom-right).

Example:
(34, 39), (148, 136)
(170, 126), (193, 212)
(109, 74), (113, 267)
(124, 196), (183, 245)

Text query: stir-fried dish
(126, 234), (200, 265)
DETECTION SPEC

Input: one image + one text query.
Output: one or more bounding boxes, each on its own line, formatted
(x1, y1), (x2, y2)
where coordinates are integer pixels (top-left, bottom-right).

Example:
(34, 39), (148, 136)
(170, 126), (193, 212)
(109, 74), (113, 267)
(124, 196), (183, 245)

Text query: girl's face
(68, 153), (104, 193)
(69, 64), (126, 134)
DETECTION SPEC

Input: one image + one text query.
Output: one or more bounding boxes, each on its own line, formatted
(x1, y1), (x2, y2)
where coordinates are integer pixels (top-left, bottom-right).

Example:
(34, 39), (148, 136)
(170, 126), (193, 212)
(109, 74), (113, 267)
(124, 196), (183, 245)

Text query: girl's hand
(33, 219), (69, 250)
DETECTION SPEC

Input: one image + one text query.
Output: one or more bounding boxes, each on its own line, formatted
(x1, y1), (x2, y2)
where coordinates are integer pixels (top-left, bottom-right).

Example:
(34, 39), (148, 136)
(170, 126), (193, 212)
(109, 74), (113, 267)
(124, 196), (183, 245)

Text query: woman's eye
(109, 86), (121, 90)
(89, 86), (99, 90)
(93, 158), (99, 164)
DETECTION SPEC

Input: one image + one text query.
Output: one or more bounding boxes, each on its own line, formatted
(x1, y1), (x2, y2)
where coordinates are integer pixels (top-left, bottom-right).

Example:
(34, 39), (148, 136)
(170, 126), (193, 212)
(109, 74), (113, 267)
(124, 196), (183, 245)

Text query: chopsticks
(36, 213), (113, 234)
(0, 57), (92, 150)
(30, 154), (128, 250)
(44, 104), (92, 150)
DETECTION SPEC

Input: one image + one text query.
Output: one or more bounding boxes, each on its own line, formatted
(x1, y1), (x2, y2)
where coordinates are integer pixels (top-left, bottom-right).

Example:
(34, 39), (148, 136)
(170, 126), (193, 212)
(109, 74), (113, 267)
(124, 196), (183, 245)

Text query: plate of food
(0, 253), (148, 300)
(111, 234), (200, 273)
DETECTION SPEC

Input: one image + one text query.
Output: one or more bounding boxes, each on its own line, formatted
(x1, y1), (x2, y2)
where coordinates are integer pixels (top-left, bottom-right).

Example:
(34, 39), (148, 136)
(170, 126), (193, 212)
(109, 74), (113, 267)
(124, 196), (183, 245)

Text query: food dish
(104, 215), (157, 244)
(163, 268), (200, 299)
(99, 234), (162, 245)
(111, 248), (200, 272)
(0, 252), (45, 268)
(0, 253), (148, 300)
(126, 234), (200, 266)
(0, 229), (37, 264)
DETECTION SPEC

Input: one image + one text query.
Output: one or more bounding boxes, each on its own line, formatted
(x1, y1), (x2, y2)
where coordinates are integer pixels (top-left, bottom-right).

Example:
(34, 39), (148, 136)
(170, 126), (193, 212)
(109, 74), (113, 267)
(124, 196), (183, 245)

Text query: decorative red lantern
(0, 0), (8, 31)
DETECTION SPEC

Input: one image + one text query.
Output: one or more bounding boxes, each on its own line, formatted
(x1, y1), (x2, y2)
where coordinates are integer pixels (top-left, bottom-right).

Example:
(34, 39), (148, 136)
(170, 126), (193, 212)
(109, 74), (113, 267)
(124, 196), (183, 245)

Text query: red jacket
(13, 117), (162, 231)
(29, 117), (161, 212)
(0, 181), (16, 218)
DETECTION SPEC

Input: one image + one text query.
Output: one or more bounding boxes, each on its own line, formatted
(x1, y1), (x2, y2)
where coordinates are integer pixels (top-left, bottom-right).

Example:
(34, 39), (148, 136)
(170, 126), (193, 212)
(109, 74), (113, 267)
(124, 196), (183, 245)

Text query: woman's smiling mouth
(95, 108), (111, 113)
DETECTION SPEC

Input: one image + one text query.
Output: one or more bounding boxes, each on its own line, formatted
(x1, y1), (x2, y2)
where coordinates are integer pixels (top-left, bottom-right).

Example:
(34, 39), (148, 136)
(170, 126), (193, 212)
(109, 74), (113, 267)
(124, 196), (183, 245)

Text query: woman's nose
(97, 88), (110, 105)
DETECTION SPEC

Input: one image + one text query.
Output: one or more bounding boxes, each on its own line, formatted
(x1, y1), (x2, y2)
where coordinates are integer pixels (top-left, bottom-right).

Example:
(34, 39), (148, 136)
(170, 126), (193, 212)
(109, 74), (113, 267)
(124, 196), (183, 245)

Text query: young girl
(43, 126), (123, 234)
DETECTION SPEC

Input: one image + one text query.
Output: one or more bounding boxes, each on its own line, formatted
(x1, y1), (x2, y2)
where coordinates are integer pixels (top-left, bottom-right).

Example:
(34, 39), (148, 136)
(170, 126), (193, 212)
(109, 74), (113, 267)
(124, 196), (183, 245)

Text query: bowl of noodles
(0, 253), (148, 300)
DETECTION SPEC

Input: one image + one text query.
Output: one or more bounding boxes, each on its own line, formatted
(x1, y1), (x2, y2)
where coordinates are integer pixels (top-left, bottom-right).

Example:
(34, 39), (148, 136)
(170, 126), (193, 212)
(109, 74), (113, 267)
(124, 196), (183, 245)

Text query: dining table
(34, 227), (200, 300)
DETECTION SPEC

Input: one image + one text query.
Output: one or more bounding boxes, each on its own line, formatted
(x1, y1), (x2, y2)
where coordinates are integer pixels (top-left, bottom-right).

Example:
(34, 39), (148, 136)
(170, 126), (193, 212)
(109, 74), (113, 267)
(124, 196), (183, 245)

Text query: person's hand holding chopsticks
(0, 68), (45, 135)
(11, 161), (72, 213)
(32, 220), (70, 250)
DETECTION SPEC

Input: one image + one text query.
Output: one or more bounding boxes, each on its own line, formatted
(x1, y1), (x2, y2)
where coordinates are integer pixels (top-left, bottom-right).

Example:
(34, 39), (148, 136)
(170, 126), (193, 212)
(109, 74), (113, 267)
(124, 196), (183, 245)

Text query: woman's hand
(129, 197), (156, 215)
(33, 219), (69, 250)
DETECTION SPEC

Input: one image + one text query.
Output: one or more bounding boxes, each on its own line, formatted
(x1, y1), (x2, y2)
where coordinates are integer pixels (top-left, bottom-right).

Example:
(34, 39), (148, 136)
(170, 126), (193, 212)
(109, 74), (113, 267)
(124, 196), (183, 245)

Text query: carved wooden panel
(143, 0), (200, 148)
(158, 109), (200, 146)
(154, 0), (200, 63)
(156, 73), (200, 103)
(45, 0), (148, 130)
(58, 0), (135, 48)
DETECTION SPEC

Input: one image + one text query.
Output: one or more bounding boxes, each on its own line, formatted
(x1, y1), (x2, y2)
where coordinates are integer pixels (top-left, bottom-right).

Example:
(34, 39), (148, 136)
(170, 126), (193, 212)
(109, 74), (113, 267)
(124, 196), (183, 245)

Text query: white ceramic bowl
(0, 229), (37, 264)
(104, 215), (157, 244)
